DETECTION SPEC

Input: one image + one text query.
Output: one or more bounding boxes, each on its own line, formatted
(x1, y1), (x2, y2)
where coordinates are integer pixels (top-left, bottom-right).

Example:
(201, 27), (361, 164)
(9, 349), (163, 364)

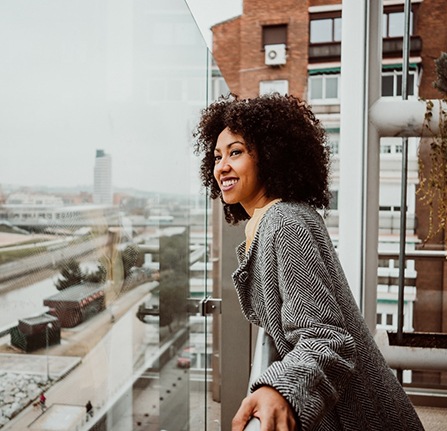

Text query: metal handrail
(378, 249), (447, 259)
(243, 329), (279, 431)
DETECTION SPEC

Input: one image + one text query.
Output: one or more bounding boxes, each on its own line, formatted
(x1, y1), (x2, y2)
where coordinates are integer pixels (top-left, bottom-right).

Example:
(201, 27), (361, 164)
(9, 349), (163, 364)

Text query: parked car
(176, 347), (196, 369)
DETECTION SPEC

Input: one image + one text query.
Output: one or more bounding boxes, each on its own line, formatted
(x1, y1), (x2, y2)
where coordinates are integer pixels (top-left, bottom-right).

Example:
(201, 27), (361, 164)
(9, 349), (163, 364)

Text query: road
(0, 235), (108, 285)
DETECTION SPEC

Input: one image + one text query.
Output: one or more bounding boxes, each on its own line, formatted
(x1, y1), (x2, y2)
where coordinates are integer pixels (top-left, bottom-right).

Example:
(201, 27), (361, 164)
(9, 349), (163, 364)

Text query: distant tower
(93, 150), (113, 205)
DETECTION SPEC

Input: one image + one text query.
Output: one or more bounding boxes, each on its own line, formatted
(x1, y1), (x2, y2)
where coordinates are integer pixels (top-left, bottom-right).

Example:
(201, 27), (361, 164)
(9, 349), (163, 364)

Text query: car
(176, 347), (197, 369)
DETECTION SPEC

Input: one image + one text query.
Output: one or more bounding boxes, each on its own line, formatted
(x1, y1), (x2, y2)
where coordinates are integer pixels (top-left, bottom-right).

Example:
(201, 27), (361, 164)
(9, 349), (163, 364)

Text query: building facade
(212, 0), (447, 385)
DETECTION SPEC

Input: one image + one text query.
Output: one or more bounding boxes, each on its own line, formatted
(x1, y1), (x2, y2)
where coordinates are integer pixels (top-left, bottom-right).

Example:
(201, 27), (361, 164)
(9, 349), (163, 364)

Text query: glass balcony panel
(377, 133), (447, 397)
(0, 0), (219, 429)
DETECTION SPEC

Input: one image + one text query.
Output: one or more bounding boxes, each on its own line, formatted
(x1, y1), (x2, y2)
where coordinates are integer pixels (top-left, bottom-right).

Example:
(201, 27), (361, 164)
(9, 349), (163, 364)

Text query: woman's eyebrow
(214, 141), (245, 153)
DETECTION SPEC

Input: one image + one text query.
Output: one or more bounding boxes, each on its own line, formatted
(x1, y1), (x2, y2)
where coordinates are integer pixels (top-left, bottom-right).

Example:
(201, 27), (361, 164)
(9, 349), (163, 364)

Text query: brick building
(212, 0), (447, 386)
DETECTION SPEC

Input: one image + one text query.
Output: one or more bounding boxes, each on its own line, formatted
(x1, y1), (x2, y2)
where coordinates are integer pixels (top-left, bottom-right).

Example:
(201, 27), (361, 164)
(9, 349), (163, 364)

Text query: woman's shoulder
(263, 201), (322, 228)
(258, 201), (329, 245)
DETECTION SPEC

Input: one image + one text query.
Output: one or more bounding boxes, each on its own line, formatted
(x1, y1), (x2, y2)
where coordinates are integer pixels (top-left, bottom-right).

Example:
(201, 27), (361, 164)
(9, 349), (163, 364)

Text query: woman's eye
(230, 149), (242, 156)
(214, 155), (221, 163)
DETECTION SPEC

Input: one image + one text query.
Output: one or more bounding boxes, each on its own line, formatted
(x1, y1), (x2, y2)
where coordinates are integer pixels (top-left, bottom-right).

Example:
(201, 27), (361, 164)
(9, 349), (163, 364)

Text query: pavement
(0, 353), (80, 380)
(1, 281), (157, 431)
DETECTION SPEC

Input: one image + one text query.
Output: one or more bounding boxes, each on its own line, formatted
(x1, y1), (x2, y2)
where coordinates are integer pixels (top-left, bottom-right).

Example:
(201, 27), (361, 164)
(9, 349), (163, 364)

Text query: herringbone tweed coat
(232, 202), (424, 431)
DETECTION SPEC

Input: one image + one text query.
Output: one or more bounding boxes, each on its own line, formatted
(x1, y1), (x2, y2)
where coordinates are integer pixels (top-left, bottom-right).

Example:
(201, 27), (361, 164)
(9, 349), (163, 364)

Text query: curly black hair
(194, 93), (331, 224)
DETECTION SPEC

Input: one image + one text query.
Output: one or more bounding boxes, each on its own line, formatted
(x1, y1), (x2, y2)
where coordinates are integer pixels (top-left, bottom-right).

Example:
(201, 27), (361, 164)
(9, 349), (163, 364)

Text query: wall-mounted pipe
(375, 330), (447, 371)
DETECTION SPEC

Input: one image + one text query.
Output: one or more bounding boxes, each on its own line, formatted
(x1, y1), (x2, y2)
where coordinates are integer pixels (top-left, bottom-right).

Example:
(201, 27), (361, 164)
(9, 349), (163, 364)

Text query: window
(380, 137), (406, 154)
(376, 313), (396, 328)
(329, 190), (338, 210)
(259, 80), (288, 96)
(310, 16), (341, 43)
(308, 74), (340, 103)
(381, 143), (392, 154)
(382, 69), (417, 98)
(379, 205), (408, 212)
(212, 76), (230, 100)
(262, 24), (287, 47)
(386, 314), (394, 326)
(383, 10), (413, 38)
(327, 131), (340, 156)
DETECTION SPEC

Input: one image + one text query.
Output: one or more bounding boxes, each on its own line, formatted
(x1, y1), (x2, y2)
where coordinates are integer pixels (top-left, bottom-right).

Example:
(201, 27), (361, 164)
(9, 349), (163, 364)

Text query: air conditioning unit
(265, 44), (287, 66)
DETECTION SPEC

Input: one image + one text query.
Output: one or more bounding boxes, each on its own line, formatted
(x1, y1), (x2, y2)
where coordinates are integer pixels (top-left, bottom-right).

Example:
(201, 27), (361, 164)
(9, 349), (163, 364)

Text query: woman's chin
(221, 196), (239, 205)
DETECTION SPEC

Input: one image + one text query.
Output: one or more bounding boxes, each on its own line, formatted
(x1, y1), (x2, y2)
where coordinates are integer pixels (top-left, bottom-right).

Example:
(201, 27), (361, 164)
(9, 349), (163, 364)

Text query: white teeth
(222, 179), (238, 187)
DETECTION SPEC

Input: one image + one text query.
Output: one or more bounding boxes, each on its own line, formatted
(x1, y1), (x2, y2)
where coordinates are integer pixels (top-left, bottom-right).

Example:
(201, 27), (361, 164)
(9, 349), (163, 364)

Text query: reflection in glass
(0, 0), (218, 430)
(310, 19), (333, 44)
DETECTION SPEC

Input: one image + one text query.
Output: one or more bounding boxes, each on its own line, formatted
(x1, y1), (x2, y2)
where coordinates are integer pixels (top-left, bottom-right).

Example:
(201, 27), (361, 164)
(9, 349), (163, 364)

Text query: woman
(194, 94), (424, 431)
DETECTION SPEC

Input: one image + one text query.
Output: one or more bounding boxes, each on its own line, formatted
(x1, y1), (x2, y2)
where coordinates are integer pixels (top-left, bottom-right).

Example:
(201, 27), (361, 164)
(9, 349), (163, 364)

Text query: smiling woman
(193, 93), (424, 431)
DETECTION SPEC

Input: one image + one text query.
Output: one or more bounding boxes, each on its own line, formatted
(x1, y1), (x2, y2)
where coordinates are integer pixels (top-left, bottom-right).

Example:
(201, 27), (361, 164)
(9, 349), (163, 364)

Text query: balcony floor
(415, 406), (447, 430)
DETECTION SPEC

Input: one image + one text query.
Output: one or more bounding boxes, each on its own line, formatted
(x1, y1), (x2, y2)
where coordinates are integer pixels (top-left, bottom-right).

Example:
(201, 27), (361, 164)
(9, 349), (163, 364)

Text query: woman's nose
(215, 159), (230, 175)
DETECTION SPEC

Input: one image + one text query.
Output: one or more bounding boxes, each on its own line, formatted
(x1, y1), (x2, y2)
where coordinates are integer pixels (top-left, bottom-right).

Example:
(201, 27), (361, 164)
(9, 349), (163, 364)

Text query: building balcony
(308, 36), (422, 63)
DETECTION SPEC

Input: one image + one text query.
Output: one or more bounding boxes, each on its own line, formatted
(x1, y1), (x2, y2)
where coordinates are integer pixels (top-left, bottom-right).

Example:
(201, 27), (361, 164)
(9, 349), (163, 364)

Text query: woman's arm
(252, 222), (356, 430)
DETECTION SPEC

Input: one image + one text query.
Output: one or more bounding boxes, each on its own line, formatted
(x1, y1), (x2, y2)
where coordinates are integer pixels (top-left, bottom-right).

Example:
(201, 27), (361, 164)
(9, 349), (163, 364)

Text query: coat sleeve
(251, 221), (357, 430)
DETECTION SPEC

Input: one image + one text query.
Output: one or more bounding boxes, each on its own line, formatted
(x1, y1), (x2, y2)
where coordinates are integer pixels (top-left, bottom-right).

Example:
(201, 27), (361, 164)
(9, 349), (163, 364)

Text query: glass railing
(0, 1), (220, 430)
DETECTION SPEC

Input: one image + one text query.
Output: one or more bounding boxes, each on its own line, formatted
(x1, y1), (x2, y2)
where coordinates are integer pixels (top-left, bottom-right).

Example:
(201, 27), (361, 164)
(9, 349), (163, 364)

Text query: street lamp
(46, 322), (53, 382)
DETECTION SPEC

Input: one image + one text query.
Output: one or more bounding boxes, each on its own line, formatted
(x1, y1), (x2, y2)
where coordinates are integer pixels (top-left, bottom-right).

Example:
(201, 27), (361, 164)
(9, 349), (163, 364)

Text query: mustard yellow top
(245, 199), (282, 253)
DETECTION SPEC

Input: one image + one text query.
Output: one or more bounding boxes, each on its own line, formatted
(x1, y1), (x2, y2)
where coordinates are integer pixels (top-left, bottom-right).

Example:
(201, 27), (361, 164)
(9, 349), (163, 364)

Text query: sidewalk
(1, 282), (155, 431)
(0, 353), (80, 378)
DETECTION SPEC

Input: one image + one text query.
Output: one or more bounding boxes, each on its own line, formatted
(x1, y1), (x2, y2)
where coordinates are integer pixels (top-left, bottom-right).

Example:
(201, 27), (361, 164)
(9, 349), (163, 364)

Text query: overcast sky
(0, 0), (242, 196)
(185, 0), (242, 48)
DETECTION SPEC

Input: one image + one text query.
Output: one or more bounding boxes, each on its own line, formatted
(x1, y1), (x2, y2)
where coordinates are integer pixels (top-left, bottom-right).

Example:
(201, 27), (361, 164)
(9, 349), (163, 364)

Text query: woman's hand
(232, 386), (298, 431)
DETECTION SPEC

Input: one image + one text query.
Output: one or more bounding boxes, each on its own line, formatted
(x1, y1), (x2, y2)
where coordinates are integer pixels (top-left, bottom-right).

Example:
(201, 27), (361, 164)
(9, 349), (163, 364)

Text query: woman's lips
(221, 178), (238, 191)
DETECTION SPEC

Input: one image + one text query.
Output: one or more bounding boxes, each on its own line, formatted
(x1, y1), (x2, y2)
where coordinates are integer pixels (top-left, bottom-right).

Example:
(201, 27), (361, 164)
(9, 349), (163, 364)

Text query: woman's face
(213, 127), (270, 216)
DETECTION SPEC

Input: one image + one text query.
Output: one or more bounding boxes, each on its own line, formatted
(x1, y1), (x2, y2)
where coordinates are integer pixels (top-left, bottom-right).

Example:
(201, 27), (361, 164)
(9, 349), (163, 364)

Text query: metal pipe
(397, 0), (412, 355)
(375, 330), (447, 371)
(360, 0), (384, 333)
(370, 98), (447, 137)
(339, 0), (383, 332)
(379, 249), (447, 259)
(244, 329), (278, 431)
(338, 0), (369, 310)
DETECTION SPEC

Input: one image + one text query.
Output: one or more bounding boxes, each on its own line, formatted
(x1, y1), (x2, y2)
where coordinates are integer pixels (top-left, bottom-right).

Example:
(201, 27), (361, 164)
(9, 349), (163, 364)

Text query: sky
(185, 0), (242, 48)
(0, 0), (242, 196)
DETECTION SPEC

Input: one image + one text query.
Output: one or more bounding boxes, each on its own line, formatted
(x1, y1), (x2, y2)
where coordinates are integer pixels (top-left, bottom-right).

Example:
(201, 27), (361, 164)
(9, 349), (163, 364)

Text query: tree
(122, 244), (144, 279)
(84, 263), (107, 283)
(54, 259), (107, 290)
(158, 229), (189, 333)
(54, 259), (83, 291)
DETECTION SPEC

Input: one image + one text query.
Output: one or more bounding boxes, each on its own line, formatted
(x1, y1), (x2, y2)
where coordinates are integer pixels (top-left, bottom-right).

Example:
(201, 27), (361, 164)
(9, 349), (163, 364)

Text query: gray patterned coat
(232, 202), (424, 431)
